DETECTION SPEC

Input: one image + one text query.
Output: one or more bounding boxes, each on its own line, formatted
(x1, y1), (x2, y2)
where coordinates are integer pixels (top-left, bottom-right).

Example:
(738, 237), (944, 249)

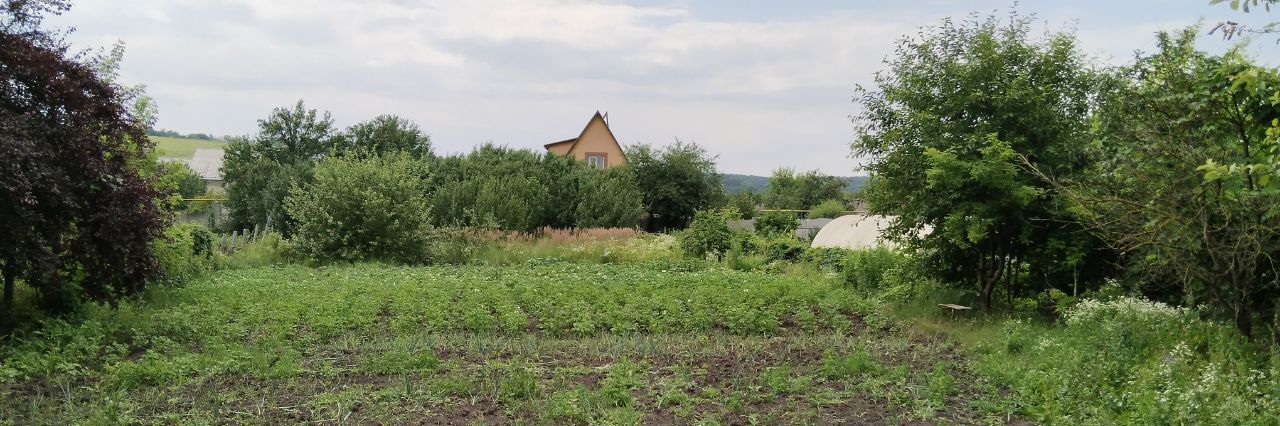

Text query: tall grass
(964, 298), (1280, 424)
(471, 228), (678, 265)
(493, 226), (642, 243)
(222, 233), (293, 268)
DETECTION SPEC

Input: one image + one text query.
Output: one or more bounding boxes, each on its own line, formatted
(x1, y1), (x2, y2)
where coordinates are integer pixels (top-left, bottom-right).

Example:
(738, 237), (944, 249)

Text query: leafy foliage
(852, 11), (1115, 311)
(285, 152), (434, 263)
(1, 1), (164, 317)
(841, 247), (906, 291)
(763, 236), (807, 264)
(336, 114), (433, 159)
(729, 191), (759, 219)
(1045, 28), (1280, 339)
(153, 224), (218, 284)
(808, 199), (847, 219)
(575, 166), (644, 228)
(679, 209), (733, 260)
(627, 141), (725, 230)
(975, 298), (1280, 423)
(222, 100), (338, 235)
(754, 211), (799, 236)
(223, 103), (440, 237)
(762, 168), (846, 210)
(154, 162), (206, 211)
(429, 145), (642, 231)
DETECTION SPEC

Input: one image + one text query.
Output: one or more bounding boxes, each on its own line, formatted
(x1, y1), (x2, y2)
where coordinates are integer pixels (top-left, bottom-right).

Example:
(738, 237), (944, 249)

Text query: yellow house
(544, 111), (627, 169)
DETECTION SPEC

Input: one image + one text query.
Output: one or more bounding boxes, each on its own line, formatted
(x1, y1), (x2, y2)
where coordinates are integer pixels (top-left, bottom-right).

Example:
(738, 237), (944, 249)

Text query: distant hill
(721, 174), (770, 194)
(151, 136), (226, 160)
(722, 174), (867, 194)
(840, 176), (868, 193)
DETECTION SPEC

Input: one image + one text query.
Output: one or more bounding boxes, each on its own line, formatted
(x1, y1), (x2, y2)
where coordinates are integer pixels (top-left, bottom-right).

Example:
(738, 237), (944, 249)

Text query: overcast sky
(46, 0), (1280, 175)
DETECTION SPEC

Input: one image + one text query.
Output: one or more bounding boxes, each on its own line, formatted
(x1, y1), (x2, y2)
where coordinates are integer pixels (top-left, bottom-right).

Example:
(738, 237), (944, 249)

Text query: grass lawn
(0, 263), (1014, 424)
(151, 136), (225, 160)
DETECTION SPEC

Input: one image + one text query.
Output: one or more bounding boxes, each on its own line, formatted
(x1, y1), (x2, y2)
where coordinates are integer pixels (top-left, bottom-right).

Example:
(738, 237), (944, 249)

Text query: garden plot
(0, 264), (1014, 424)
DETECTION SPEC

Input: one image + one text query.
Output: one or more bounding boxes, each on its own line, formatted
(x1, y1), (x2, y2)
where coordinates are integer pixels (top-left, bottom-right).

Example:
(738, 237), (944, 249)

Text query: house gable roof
(543, 137), (577, 150)
(187, 148), (225, 181)
(544, 111), (625, 160)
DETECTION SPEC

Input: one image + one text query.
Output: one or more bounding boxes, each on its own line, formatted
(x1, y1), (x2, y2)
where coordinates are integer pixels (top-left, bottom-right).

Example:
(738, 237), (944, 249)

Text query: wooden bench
(938, 303), (972, 320)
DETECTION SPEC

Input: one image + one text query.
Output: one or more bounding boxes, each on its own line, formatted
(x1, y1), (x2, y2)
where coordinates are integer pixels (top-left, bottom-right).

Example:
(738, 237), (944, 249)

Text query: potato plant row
(1, 264), (872, 383)
(185, 263), (866, 342)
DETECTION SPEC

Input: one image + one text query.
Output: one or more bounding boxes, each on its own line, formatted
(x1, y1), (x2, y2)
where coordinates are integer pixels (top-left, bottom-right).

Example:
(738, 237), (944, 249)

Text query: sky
(46, 0), (1280, 175)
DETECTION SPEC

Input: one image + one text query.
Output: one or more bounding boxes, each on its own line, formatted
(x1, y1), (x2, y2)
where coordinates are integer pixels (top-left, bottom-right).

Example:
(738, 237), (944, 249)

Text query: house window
(586, 153), (607, 169)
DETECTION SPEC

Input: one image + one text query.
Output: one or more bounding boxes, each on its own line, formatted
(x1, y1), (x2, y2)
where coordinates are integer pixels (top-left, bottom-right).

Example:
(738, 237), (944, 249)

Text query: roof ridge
(543, 112), (625, 163)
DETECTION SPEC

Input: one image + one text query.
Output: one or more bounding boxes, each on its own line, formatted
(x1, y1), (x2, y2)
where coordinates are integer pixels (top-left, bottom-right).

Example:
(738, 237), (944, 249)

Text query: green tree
(155, 162), (207, 211)
(808, 199), (847, 219)
(428, 145), (549, 231)
(576, 166), (644, 228)
(256, 100), (336, 164)
(1, 0), (165, 318)
(628, 141), (725, 230)
(679, 209), (733, 260)
(731, 191), (759, 219)
(337, 114), (433, 158)
(1041, 29), (1280, 339)
(285, 152), (433, 263)
(754, 211), (800, 236)
(852, 12), (1112, 312)
(428, 145), (642, 231)
(222, 100), (337, 235)
(763, 168), (845, 210)
(537, 152), (583, 229)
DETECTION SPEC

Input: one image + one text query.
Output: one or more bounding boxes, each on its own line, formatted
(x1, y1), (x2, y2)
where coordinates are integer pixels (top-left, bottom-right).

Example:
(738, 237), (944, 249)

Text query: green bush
(284, 152), (434, 263)
(155, 162), (208, 212)
(764, 236), (807, 264)
(575, 166), (644, 228)
(808, 199), (847, 219)
(153, 224), (220, 284)
(224, 233), (293, 268)
(802, 247), (849, 271)
(876, 257), (941, 303)
(722, 230), (766, 271)
(731, 191), (758, 219)
(679, 209), (733, 260)
(729, 230), (765, 255)
(426, 227), (484, 265)
(754, 211), (799, 236)
(976, 297), (1280, 424)
(841, 247), (905, 291)
(428, 145), (643, 231)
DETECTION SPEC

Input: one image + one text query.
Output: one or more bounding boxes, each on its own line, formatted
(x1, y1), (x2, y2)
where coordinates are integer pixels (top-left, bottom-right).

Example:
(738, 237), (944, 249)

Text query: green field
(151, 136), (225, 160)
(0, 262), (1011, 424)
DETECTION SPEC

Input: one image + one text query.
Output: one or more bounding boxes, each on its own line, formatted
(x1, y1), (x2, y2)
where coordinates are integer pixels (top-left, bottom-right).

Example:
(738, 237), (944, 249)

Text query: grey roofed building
(187, 148), (225, 183)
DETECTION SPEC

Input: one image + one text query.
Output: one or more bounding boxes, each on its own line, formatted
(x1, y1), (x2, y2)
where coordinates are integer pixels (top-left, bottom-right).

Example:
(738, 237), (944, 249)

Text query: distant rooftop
(187, 148), (224, 181)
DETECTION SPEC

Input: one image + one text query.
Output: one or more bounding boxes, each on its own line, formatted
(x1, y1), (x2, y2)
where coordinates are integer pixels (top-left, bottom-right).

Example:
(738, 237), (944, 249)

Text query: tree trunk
(1, 267), (14, 324)
(1231, 272), (1255, 340)
(979, 278), (996, 313)
(979, 285), (992, 313)
(1272, 306), (1279, 350)
(1234, 282), (1253, 340)
(1235, 305), (1253, 340)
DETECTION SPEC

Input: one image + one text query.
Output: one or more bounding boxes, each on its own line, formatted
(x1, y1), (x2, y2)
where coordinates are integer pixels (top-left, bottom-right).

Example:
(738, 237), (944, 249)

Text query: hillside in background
(151, 136), (226, 159)
(722, 173), (867, 194)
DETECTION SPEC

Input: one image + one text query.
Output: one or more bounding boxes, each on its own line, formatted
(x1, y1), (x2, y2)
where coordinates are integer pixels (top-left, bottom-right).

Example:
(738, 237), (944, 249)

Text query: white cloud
(45, 0), (1276, 175)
